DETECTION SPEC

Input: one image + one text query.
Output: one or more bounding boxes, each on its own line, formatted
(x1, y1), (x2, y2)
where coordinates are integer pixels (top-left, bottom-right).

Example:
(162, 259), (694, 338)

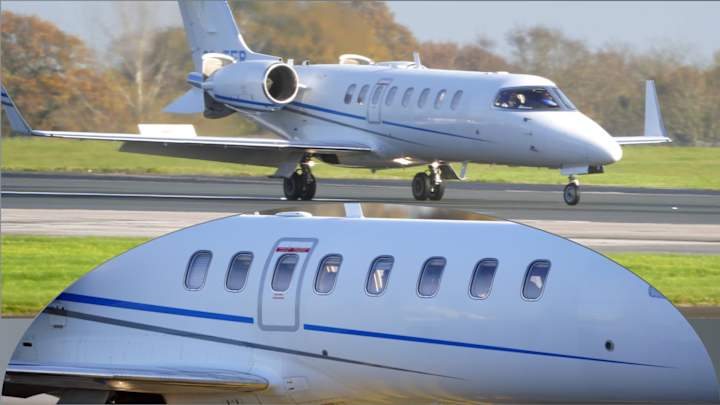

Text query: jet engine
(201, 54), (300, 115)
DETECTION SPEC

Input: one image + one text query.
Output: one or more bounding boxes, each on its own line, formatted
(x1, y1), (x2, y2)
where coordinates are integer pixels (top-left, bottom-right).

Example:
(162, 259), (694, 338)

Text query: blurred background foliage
(2, 2), (719, 145)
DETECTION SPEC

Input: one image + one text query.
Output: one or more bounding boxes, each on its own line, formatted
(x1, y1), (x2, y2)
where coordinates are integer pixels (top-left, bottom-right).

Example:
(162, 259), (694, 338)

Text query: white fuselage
(10, 210), (718, 403)
(225, 65), (622, 170)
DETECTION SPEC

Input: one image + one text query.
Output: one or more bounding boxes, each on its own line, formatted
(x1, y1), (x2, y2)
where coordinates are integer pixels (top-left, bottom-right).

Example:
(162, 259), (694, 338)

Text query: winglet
(644, 80), (668, 139)
(1, 86), (33, 135)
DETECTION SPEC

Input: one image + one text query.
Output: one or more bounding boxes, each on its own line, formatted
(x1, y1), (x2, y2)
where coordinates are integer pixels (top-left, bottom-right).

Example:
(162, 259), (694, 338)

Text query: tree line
(2, 2), (718, 145)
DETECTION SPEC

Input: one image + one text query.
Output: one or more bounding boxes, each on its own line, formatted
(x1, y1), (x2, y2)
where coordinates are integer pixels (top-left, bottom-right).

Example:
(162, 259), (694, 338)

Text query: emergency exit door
(258, 238), (316, 331)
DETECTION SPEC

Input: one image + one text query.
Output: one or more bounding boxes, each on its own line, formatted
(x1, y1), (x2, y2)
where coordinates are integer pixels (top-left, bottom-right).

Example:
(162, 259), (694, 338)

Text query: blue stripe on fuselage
(57, 292), (253, 324)
(304, 323), (666, 368)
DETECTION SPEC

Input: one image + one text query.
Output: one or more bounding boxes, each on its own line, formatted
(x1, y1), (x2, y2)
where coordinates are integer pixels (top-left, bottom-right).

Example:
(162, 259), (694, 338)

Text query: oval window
(450, 90), (463, 110)
(357, 85), (370, 105)
(418, 257), (446, 297)
(366, 256), (394, 295)
(272, 254), (299, 292)
(522, 260), (551, 300)
(185, 251), (212, 290)
(469, 259), (498, 299)
(315, 255), (342, 294)
(402, 87), (414, 107)
(344, 84), (356, 104)
(385, 86), (398, 106)
(226, 252), (253, 291)
(418, 88), (430, 108)
(434, 89), (447, 109)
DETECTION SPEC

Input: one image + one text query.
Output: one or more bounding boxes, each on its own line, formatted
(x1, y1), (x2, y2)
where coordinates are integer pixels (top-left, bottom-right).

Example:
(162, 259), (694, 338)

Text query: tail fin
(1, 86), (33, 135)
(177, 0), (275, 71)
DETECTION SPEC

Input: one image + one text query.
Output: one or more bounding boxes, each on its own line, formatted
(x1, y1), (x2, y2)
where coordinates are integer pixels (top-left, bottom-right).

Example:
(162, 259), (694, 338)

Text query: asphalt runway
(3, 172), (720, 223)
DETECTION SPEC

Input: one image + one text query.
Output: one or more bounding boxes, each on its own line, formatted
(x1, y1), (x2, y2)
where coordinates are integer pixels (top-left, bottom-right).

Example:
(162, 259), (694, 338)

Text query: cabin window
(366, 256), (394, 295)
(494, 87), (574, 111)
(226, 252), (253, 291)
(450, 90), (463, 110)
(344, 84), (356, 104)
(522, 260), (551, 300)
(385, 86), (398, 106)
(469, 259), (498, 299)
(418, 88), (430, 108)
(184, 251), (212, 290)
(371, 85), (384, 105)
(357, 85), (370, 105)
(434, 89), (447, 109)
(417, 257), (446, 297)
(271, 254), (299, 292)
(402, 88), (414, 107)
(315, 255), (342, 294)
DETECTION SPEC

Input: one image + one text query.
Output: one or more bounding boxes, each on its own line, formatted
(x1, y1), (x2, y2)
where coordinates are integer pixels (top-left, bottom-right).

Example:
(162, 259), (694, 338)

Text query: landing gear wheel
(300, 174), (317, 201)
(412, 172), (431, 201)
(428, 181), (445, 201)
(283, 172), (303, 200)
(563, 183), (580, 206)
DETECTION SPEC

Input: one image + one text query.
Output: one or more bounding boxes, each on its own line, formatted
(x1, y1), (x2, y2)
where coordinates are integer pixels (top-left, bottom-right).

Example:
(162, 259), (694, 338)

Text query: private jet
(2, 204), (717, 404)
(1, 1), (671, 205)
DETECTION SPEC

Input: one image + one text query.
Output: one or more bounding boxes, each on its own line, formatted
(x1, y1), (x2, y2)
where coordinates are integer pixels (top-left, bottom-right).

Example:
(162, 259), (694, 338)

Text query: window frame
(521, 260), (552, 301)
(224, 252), (253, 292)
(184, 250), (213, 291)
(344, 84), (357, 105)
(434, 89), (447, 110)
(468, 258), (499, 300)
(416, 257), (447, 298)
(365, 255), (395, 297)
(313, 254), (343, 295)
(385, 86), (398, 107)
(271, 253), (300, 293)
(450, 90), (463, 111)
(357, 84), (370, 105)
(401, 87), (414, 108)
(418, 88), (430, 108)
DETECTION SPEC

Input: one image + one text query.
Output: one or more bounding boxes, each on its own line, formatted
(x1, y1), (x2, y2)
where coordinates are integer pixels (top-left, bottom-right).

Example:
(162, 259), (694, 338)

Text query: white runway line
(1, 190), (357, 202)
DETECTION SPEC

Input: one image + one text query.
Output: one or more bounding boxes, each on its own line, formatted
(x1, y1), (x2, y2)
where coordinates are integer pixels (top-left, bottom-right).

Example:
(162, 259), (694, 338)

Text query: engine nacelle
(206, 59), (299, 112)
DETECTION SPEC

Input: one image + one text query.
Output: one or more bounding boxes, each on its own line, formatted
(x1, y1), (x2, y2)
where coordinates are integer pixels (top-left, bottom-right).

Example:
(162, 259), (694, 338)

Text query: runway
(2, 172), (720, 253)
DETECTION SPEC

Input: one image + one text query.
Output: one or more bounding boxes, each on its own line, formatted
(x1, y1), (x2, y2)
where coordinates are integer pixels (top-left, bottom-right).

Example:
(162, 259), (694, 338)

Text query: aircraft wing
(4, 362), (268, 396)
(0, 87), (371, 154)
(612, 81), (672, 145)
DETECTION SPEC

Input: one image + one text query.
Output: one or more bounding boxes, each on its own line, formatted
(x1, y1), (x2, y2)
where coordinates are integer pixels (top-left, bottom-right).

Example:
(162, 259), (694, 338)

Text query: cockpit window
(494, 87), (575, 111)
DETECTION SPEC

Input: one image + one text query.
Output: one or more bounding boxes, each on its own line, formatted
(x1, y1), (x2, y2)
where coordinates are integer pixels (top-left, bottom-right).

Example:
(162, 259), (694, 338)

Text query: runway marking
(505, 189), (719, 198)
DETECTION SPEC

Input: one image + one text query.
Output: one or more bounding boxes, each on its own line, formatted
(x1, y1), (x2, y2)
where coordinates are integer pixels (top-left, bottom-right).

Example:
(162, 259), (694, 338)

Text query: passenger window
(366, 256), (394, 295)
(523, 260), (551, 300)
(402, 87), (414, 107)
(344, 84), (356, 104)
(315, 255), (342, 294)
(226, 252), (253, 291)
(357, 85), (370, 105)
(385, 86), (398, 106)
(434, 89), (447, 109)
(371, 85), (383, 105)
(271, 254), (299, 292)
(469, 259), (498, 299)
(450, 90), (463, 110)
(418, 257), (446, 297)
(184, 251), (212, 290)
(418, 88), (430, 108)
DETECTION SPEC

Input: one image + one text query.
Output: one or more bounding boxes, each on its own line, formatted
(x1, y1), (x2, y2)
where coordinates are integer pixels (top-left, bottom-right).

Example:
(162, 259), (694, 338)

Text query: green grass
(1, 235), (718, 315)
(2, 137), (719, 189)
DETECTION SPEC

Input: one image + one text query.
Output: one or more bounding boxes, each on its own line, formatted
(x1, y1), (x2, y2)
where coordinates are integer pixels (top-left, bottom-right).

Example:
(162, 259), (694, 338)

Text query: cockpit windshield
(494, 87), (577, 111)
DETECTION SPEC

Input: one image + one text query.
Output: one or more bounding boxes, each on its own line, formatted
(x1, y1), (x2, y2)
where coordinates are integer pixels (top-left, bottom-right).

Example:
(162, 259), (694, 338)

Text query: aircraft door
(258, 238), (316, 331)
(367, 80), (391, 123)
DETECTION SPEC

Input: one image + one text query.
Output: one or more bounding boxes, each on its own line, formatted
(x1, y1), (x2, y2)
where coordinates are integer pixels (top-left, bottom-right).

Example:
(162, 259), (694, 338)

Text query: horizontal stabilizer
(4, 362), (268, 394)
(164, 87), (205, 114)
(613, 80), (671, 145)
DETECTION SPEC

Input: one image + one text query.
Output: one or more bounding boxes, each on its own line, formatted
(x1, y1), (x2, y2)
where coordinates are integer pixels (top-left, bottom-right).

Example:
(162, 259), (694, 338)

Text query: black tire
(412, 172), (431, 201)
(300, 174), (317, 200)
(428, 181), (445, 201)
(563, 183), (580, 206)
(283, 172), (303, 200)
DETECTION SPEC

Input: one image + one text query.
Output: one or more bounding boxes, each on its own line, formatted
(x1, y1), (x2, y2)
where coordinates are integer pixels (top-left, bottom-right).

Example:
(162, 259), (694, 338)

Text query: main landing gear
(283, 163), (316, 201)
(412, 165), (445, 201)
(563, 175), (580, 206)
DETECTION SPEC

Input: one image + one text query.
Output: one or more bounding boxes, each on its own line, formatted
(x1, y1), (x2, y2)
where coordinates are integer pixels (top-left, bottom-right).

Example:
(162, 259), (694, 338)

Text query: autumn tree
(1, 11), (131, 133)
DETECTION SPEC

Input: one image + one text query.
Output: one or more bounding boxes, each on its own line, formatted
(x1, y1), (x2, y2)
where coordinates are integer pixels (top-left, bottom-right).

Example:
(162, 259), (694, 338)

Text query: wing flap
(4, 362), (268, 394)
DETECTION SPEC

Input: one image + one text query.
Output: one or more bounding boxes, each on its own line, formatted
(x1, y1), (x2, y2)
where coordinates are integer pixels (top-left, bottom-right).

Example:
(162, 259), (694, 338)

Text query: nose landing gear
(283, 162), (317, 201)
(563, 175), (580, 206)
(412, 164), (445, 201)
